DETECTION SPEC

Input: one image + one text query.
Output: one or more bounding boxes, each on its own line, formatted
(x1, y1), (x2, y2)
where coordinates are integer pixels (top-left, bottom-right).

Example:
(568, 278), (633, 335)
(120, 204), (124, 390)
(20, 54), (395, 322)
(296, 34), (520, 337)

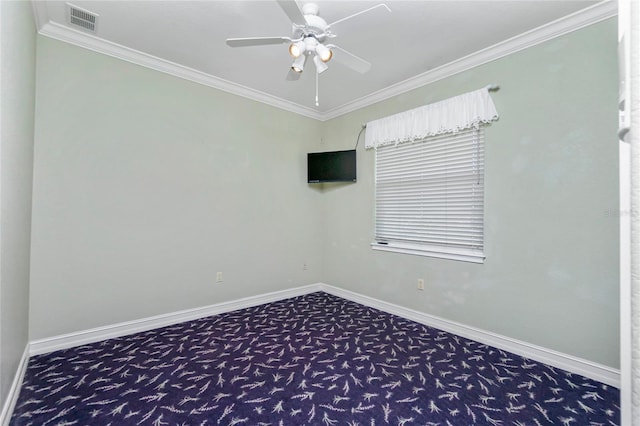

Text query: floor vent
(67, 3), (98, 33)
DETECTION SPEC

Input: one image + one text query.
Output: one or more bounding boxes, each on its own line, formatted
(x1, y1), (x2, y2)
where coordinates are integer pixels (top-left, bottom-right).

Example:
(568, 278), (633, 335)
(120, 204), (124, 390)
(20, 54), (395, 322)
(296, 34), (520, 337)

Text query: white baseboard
(27, 282), (619, 390)
(29, 284), (322, 356)
(318, 283), (620, 388)
(0, 345), (30, 426)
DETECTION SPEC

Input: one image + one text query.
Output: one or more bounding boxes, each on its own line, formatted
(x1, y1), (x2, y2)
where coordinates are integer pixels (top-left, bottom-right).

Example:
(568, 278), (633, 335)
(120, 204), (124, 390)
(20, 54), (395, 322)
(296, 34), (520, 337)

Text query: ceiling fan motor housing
(289, 4), (330, 61)
(302, 14), (328, 38)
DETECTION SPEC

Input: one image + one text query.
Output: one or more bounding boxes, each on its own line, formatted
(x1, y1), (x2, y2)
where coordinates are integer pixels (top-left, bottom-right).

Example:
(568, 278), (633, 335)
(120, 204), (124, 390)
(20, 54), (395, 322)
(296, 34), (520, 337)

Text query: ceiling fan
(226, 1), (391, 106)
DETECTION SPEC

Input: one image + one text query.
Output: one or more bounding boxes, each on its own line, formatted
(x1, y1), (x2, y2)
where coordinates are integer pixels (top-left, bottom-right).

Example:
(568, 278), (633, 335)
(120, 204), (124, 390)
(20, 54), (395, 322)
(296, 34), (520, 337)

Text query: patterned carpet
(11, 292), (619, 425)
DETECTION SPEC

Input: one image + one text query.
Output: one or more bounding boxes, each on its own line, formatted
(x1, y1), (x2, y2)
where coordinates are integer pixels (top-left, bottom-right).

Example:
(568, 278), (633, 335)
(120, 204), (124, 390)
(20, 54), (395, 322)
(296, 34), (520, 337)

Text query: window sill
(371, 242), (485, 264)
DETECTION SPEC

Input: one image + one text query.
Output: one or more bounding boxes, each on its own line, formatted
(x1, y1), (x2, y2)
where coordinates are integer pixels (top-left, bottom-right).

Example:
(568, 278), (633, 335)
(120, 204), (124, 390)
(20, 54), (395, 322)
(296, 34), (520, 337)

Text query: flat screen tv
(307, 149), (356, 183)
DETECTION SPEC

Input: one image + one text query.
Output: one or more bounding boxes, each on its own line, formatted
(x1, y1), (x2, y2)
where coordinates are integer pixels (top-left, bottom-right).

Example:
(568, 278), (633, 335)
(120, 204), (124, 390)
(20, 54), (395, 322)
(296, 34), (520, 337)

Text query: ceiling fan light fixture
(291, 55), (306, 73)
(313, 55), (328, 74)
(289, 41), (305, 58)
(316, 43), (332, 62)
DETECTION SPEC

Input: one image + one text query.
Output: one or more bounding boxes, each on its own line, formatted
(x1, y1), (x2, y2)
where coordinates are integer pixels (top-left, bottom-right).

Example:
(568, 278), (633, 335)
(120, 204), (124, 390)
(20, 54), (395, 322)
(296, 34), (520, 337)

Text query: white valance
(364, 87), (499, 149)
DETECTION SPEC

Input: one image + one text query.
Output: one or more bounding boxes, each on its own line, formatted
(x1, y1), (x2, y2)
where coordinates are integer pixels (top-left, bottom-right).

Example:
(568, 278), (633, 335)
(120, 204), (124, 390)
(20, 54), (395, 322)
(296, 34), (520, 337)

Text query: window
(364, 87), (498, 263)
(372, 126), (485, 263)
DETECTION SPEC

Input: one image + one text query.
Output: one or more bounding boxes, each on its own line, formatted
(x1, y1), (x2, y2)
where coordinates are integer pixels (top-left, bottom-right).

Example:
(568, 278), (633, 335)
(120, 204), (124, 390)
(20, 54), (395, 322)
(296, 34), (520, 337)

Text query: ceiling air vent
(67, 3), (98, 33)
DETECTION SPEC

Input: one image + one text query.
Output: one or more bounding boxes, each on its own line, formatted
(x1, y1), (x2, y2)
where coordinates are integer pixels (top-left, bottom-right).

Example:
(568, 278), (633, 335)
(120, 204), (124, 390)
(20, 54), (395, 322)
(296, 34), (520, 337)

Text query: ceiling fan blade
(327, 4), (391, 32)
(226, 36), (292, 47)
(328, 45), (371, 74)
(276, 0), (306, 26)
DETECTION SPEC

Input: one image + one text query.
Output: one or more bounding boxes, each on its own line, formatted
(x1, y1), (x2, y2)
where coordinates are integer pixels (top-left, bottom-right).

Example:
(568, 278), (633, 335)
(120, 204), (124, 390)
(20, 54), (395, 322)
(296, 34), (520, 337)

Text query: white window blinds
(367, 87), (498, 263)
(373, 127), (485, 262)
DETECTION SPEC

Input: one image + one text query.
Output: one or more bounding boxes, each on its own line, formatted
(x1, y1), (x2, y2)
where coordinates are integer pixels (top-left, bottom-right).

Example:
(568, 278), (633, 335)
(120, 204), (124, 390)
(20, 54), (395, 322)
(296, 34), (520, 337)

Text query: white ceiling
(32, 0), (616, 120)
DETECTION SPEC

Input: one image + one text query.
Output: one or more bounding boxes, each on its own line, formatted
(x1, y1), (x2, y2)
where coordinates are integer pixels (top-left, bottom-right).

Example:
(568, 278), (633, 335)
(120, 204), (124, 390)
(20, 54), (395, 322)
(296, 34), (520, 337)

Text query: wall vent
(67, 3), (98, 33)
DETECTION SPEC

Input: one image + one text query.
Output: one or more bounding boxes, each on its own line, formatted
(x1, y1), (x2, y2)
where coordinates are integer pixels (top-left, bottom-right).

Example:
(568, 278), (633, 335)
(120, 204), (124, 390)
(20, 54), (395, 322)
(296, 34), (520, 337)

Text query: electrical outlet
(216, 272), (223, 283)
(417, 279), (425, 290)
(303, 263), (308, 271)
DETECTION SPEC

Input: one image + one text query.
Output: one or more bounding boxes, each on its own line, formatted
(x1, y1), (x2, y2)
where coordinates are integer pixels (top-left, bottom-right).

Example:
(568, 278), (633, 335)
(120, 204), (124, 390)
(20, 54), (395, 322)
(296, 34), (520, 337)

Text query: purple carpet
(11, 292), (619, 425)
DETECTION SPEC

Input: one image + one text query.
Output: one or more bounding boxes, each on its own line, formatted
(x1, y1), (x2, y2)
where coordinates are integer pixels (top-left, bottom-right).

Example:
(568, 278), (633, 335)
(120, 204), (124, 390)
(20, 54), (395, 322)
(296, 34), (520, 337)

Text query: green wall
(319, 18), (620, 368)
(0, 0), (36, 406)
(29, 18), (619, 369)
(29, 37), (325, 340)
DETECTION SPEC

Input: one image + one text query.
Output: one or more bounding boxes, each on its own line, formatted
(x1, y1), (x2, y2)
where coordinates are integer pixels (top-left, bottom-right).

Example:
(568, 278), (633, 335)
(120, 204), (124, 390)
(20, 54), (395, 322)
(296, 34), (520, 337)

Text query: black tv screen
(307, 149), (356, 183)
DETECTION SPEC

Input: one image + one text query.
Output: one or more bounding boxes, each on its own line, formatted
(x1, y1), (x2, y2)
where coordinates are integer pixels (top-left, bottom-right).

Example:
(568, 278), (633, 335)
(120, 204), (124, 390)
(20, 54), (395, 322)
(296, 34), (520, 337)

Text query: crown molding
(31, 0), (49, 30)
(35, 20), (324, 121)
(321, 0), (618, 120)
(32, 1), (616, 122)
